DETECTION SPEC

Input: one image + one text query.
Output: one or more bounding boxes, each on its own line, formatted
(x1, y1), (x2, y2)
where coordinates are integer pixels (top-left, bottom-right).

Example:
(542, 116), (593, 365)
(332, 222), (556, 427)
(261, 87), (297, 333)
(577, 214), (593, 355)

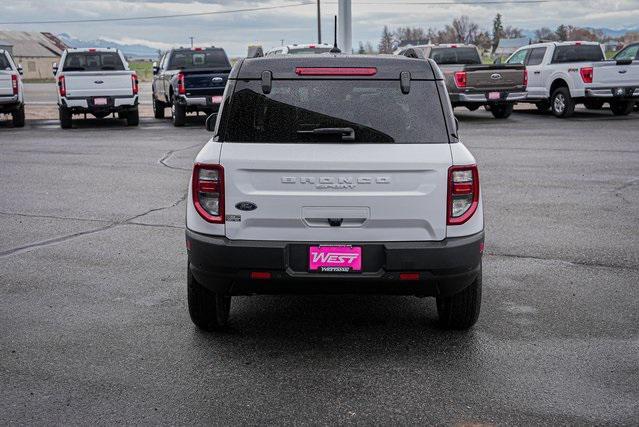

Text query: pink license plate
(94, 97), (107, 105)
(488, 92), (501, 100)
(309, 246), (362, 273)
(211, 96), (223, 104)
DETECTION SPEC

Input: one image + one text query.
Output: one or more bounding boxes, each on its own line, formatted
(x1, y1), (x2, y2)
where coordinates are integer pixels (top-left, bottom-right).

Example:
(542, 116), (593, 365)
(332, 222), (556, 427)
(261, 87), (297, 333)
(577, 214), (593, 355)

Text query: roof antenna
(330, 15), (341, 53)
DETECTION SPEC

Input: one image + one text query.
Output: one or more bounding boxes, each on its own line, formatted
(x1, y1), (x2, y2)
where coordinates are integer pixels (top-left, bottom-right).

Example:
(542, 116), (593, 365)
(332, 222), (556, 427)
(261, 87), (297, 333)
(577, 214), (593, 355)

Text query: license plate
(488, 92), (501, 100)
(309, 246), (362, 273)
(211, 96), (223, 104)
(94, 97), (107, 105)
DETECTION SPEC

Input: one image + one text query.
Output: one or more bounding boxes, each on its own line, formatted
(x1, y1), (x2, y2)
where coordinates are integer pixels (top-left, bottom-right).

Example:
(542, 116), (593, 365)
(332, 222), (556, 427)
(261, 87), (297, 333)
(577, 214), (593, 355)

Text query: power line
(0, 0), (569, 25)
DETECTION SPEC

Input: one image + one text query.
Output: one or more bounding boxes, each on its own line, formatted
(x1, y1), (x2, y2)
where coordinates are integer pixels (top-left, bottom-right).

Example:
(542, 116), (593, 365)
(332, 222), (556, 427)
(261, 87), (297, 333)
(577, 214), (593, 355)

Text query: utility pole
(189, 36), (194, 48)
(337, 0), (352, 53)
(317, 0), (322, 44)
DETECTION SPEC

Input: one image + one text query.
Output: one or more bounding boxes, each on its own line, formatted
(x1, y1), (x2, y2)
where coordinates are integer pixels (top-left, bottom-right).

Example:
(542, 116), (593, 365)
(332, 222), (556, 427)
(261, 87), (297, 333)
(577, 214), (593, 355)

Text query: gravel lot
(1, 106), (638, 424)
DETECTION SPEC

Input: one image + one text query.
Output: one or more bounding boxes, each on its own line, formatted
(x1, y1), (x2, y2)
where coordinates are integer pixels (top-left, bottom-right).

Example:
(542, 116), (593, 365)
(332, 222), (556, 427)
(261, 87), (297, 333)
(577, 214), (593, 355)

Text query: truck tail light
(177, 72), (186, 95)
(454, 71), (467, 88)
(11, 74), (18, 95)
(58, 75), (66, 97)
(523, 68), (528, 87)
(192, 163), (224, 223)
(131, 73), (139, 95)
(580, 67), (593, 84)
(447, 165), (479, 225)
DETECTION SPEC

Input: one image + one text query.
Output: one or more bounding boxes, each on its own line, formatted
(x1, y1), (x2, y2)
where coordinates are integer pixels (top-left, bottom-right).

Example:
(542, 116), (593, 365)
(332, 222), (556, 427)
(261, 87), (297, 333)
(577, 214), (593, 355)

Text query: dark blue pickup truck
(152, 47), (231, 126)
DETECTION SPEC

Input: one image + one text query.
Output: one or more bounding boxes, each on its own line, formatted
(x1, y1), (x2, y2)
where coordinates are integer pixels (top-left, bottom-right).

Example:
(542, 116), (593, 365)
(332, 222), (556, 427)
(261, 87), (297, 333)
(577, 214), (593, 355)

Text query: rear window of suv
(220, 80), (449, 143)
(168, 49), (230, 69)
(551, 45), (604, 63)
(430, 48), (481, 65)
(63, 52), (125, 71)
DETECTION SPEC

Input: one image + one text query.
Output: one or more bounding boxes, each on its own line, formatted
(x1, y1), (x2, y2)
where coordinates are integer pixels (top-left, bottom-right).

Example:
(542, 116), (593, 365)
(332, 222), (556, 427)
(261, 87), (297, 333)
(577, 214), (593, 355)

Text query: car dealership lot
(1, 109), (637, 424)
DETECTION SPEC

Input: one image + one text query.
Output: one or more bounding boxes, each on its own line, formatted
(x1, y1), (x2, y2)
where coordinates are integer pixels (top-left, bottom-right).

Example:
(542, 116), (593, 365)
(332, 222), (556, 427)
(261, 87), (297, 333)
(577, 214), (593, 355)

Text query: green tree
(556, 24), (569, 41)
(357, 41), (366, 54)
(492, 13), (504, 53)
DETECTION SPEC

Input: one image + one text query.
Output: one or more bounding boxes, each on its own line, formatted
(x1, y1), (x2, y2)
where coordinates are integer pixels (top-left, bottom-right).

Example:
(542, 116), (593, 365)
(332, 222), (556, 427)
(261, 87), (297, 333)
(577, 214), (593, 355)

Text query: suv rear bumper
(451, 91), (527, 104)
(186, 230), (484, 297)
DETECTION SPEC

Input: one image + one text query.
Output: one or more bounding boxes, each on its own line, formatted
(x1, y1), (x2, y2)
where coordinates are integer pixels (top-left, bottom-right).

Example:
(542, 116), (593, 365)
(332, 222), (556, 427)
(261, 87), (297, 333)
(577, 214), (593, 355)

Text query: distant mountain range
(58, 33), (160, 59)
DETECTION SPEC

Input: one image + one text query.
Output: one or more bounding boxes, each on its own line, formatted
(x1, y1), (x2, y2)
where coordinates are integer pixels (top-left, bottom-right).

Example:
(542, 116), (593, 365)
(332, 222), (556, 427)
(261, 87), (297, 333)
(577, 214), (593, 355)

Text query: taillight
(11, 74), (18, 95)
(295, 67), (377, 76)
(454, 71), (467, 88)
(523, 69), (528, 87)
(58, 75), (66, 97)
(447, 165), (479, 225)
(131, 73), (138, 95)
(580, 67), (593, 84)
(177, 72), (186, 95)
(192, 163), (224, 223)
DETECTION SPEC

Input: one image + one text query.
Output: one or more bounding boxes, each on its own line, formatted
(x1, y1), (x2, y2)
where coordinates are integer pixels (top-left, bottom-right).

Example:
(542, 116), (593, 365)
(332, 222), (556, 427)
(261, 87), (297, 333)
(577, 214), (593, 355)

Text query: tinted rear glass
(552, 45), (604, 63)
(221, 80), (448, 143)
(168, 50), (230, 69)
(430, 48), (481, 65)
(63, 52), (125, 71)
(288, 47), (333, 55)
(0, 53), (10, 70)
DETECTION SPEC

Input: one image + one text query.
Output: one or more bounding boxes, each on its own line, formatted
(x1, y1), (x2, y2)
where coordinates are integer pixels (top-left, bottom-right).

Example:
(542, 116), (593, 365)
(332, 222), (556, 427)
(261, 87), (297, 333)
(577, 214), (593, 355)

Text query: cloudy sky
(2, 0), (638, 55)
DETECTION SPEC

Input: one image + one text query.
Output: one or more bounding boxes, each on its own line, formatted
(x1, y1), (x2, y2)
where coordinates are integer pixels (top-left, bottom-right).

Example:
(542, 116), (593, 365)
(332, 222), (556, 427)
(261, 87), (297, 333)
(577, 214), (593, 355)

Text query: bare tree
(452, 16), (480, 44)
(534, 27), (557, 42)
(378, 26), (395, 54)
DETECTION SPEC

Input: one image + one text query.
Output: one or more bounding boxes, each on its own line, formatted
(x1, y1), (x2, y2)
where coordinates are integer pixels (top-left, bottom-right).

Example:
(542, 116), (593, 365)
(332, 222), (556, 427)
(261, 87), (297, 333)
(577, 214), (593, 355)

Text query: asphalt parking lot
(1, 107), (638, 424)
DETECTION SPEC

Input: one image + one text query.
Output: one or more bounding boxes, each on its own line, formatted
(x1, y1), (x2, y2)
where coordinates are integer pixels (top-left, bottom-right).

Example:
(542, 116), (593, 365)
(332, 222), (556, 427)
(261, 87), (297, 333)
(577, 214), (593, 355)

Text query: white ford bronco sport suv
(55, 48), (139, 128)
(186, 55), (484, 331)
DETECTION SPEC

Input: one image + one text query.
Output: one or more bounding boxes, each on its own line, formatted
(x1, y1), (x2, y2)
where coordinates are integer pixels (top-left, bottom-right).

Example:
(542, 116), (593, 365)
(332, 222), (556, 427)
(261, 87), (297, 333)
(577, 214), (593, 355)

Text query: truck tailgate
(184, 69), (229, 97)
(63, 71), (133, 97)
(0, 72), (14, 97)
(464, 64), (526, 90)
(591, 60), (639, 87)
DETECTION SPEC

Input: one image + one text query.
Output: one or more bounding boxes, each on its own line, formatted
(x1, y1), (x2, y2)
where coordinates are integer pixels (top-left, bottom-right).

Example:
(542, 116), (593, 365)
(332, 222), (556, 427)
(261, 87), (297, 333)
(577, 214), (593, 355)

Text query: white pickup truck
(506, 41), (639, 117)
(55, 48), (139, 128)
(0, 49), (25, 127)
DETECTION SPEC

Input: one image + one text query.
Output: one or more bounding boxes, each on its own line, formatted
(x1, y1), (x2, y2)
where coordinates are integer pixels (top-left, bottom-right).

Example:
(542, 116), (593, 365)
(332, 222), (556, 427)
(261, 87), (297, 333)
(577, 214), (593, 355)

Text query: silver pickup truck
(55, 48), (139, 128)
(397, 44), (527, 119)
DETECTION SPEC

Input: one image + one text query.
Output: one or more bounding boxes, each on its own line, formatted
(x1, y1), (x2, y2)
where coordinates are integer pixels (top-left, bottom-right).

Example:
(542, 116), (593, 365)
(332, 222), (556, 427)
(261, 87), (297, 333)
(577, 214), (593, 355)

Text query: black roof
(230, 54), (443, 80)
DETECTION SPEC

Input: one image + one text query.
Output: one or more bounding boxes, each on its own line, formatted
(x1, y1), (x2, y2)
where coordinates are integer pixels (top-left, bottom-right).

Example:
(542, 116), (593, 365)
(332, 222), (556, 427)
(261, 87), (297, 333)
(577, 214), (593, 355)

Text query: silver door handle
(534, 71), (541, 74)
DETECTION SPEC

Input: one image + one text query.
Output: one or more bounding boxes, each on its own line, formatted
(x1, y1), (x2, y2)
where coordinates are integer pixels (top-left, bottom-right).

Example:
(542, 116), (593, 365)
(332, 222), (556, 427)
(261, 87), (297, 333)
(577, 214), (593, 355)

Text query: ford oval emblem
(94, 80), (104, 84)
(212, 77), (224, 83)
(235, 201), (257, 211)
(490, 73), (502, 80)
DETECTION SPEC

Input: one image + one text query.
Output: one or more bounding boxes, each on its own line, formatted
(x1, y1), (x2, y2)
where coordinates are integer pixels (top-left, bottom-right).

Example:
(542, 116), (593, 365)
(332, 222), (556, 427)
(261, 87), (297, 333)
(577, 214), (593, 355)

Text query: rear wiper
(296, 127), (355, 141)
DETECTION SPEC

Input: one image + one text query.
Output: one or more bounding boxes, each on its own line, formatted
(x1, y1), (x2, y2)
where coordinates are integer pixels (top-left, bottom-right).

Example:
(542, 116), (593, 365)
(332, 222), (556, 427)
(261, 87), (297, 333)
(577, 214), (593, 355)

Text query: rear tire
(187, 262), (231, 331)
(466, 104), (480, 112)
(535, 100), (550, 112)
(610, 100), (634, 116)
(584, 100), (604, 110)
(490, 104), (513, 119)
(172, 100), (186, 127)
(126, 107), (139, 126)
(153, 97), (165, 119)
(12, 105), (25, 128)
(59, 106), (72, 129)
(550, 87), (575, 118)
(436, 267), (482, 330)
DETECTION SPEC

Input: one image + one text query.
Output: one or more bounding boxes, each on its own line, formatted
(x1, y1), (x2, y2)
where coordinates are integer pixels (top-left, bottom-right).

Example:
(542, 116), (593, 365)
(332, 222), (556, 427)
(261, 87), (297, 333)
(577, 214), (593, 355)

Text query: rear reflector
(192, 163), (224, 223)
(447, 165), (480, 225)
(295, 67), (377, 76)
(250, 272), (272, 280)
(399, 273), (420, 281)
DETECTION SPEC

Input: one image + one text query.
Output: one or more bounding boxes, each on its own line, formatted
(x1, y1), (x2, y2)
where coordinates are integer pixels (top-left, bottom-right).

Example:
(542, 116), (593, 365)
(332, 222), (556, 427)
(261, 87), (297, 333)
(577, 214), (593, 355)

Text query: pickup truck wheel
(12, 105), (25, 128)
(126, 108), (140, 126)
(187, 262), (231, 331)
(153, 98), (165, 119)
(59, 107), (72, 129)
(172, 101), (186, 127)
(535, 101), (550, 112)
(610, 100), (634, 116)
(436, 266), (482, 330)
(584, 100), (604, 110)
(490, 104), (513, 119)
(550, 87), (575, 118)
